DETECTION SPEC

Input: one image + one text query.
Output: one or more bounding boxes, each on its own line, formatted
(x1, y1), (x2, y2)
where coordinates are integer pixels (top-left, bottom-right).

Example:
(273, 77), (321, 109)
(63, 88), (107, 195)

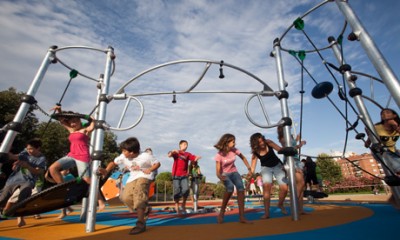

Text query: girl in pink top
(214, 133), (252, 224)
(48, 106), (95, 184)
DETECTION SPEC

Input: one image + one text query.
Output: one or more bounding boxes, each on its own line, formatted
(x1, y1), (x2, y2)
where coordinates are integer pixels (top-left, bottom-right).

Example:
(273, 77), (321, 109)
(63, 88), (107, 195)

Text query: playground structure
(0, 0), (399, 233)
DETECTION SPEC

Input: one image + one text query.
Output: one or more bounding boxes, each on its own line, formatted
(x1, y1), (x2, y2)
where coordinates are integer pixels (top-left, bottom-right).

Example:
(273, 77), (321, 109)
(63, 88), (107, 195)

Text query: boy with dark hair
(168, 140), (201, 214)
(0, 138), (46, 227)
(99, 137), (160, 235)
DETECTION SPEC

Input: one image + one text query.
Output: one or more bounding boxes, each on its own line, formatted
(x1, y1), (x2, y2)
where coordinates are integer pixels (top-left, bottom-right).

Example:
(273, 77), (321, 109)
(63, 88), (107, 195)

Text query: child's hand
(142, 168), (152, 174)
(217, 174), (226, 181)
(50, 105), (62, 112)
(97, 168), (108, 177)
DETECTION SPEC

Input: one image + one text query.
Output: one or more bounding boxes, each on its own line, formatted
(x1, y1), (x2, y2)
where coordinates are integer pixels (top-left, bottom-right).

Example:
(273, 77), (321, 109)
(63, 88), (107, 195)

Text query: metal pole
(272, 38), (299, 221)
(86, 46), (114, 232)
(0, 46), (55, 167)
(335, 0), (400, 107)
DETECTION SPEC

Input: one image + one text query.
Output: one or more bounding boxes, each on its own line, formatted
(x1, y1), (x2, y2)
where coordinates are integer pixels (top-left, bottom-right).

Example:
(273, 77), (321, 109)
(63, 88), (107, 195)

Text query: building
(336, 153), (385, 179)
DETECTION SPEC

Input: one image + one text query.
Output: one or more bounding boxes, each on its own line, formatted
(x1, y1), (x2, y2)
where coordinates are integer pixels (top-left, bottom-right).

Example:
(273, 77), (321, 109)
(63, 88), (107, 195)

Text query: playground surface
(0, 193), (398, 240)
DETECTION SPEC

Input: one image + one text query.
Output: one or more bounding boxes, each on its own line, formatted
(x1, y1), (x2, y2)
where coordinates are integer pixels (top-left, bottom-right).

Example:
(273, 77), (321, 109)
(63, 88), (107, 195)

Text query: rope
(39, 69), (79, 137)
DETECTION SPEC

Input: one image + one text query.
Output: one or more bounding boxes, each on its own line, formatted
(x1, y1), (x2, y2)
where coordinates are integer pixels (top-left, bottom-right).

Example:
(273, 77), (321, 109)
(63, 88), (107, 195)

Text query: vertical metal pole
(164, 182), (167, 202)
(328, 29), (400, 208)
(335, 0), (400, 107)
(0, 46), (55, 166)
(86, 46), (114, 232)
(272, 38), (299, 221)
(329, 37), (376, 137)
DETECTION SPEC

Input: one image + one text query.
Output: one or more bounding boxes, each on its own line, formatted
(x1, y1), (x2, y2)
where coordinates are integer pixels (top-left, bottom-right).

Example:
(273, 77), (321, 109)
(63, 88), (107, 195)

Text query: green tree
(155, 172), (173, 197)
(35, 121), (69, 165)
(0, 88), (39, 153)
(213, 181), (226, 199)
(316, 153), (342, 190)
(101, 131), (120, 165)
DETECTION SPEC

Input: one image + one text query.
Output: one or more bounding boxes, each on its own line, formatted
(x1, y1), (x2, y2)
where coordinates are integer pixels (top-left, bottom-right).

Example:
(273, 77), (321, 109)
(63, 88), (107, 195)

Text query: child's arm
(238, 153), (252, 176)
(84, 116), (95, 135)
(216, 161), (225, 181)
(98, 161), (117, 177)
(142, 162), (161, 174)
(250, 154), (257, 174)
(266, 139), (282, 152)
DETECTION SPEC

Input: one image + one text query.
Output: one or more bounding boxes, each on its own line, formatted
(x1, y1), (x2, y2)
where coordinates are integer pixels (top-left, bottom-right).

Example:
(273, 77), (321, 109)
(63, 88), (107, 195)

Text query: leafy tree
(316, 153), (342, 190)
(0, 88), (39, 153)
(101, 131), (120, 165)
(212, 181), (226, 199)
(155, 172), (173, 198)
(35, 121), (69, 165)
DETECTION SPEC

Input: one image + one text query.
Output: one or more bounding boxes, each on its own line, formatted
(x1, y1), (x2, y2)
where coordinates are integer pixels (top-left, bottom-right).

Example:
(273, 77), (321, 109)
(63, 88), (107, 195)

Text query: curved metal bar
(185, 62), (212, 92)
(54, 46), (108, 53)
(53, 46), (116, 82)
(117, 89), (275, 98)
(350, 71), (383, 83)
(115, 59), (272, 94)
(279, 0), (331, 41)
(277, 0), (347, 54)
(108, 96), (144, 131)
(360, 95), (384, 110)
(56, 57), (100, 82)
(245, 93), (283, 129)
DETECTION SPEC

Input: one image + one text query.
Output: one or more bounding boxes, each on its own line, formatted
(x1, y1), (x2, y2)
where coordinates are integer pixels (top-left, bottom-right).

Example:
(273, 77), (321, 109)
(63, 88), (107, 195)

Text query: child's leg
(236, 190), (251, 223)
(261, 183), (272, 219)
(218, 191), (232, 224)
(17, 216), (25, 227)
(277, 184), (288, 214)
(57, 208), (67, 219)
(48, 161), (65, 184)
(128, 178), (149, 235)
(180, 177), (190, 213)
(172, 178), (182, 214)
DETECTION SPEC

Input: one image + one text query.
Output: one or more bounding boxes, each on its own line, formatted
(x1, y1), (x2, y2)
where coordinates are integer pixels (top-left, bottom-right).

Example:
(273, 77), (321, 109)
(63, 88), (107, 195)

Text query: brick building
(336, 153), (385, 179)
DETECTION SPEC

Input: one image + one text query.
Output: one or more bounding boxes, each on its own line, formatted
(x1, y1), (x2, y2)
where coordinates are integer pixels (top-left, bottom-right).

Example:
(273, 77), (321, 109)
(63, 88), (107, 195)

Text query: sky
(0, 0), (399, 183)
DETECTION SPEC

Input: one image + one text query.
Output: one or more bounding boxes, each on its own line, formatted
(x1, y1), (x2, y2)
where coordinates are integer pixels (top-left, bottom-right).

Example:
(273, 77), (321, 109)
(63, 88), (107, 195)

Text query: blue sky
(0, 0), (399, 183)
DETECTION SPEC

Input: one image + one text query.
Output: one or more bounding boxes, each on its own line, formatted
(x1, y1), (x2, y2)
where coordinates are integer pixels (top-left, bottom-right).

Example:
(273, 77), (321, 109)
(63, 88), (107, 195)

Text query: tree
(316, 153), (342, 191)
(0, 88), (39, 153)
(35, 121), (69, 165)
(155, 172), (173, 198)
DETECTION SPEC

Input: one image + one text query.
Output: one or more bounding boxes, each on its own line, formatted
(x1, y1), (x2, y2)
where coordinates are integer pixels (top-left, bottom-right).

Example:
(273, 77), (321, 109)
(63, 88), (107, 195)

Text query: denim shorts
(383, 151), (400, 173)
(57, 156), (90, 178)
(222, 171), (245, 193)
(173, 176), (189, 200)
(260, 165), (288, 185)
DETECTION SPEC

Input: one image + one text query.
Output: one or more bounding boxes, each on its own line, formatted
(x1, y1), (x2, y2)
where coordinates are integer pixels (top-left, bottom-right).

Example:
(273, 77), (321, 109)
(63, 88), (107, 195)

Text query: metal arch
(276, 0), (348, 54)
(115, 59), (273, 94)
(245, 93), (283, 129)
(51, 45), (116, 82)
(108, 59), (277, 130)
(108, 95), (145, 131)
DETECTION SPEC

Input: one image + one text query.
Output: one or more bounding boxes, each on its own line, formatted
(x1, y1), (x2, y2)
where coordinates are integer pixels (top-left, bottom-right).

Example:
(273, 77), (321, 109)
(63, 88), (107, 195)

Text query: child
(277, 125), (307, 214)
(58, 169), (75, 219)
(365, 108), (400, 175)
(189, 161), (202, 210)
(0, 138), (46, 227)
(48, 105), (95, 184)
(99, 137), (160, 235)
(167, 140), (201, 215)
(249, 133), (288, 219)
(214, 133), (252, 224)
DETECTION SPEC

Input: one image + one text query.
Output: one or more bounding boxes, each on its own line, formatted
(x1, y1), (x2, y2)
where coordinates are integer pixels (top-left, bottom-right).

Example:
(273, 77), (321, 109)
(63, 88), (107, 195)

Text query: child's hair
(179, 140), (188, 145)
(214, 133), (235, 154)
(120, 137), (140, 153)
(27, 138), (42, 149)
(378, 108), (400, 125)
(250, 133), (265, 154)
